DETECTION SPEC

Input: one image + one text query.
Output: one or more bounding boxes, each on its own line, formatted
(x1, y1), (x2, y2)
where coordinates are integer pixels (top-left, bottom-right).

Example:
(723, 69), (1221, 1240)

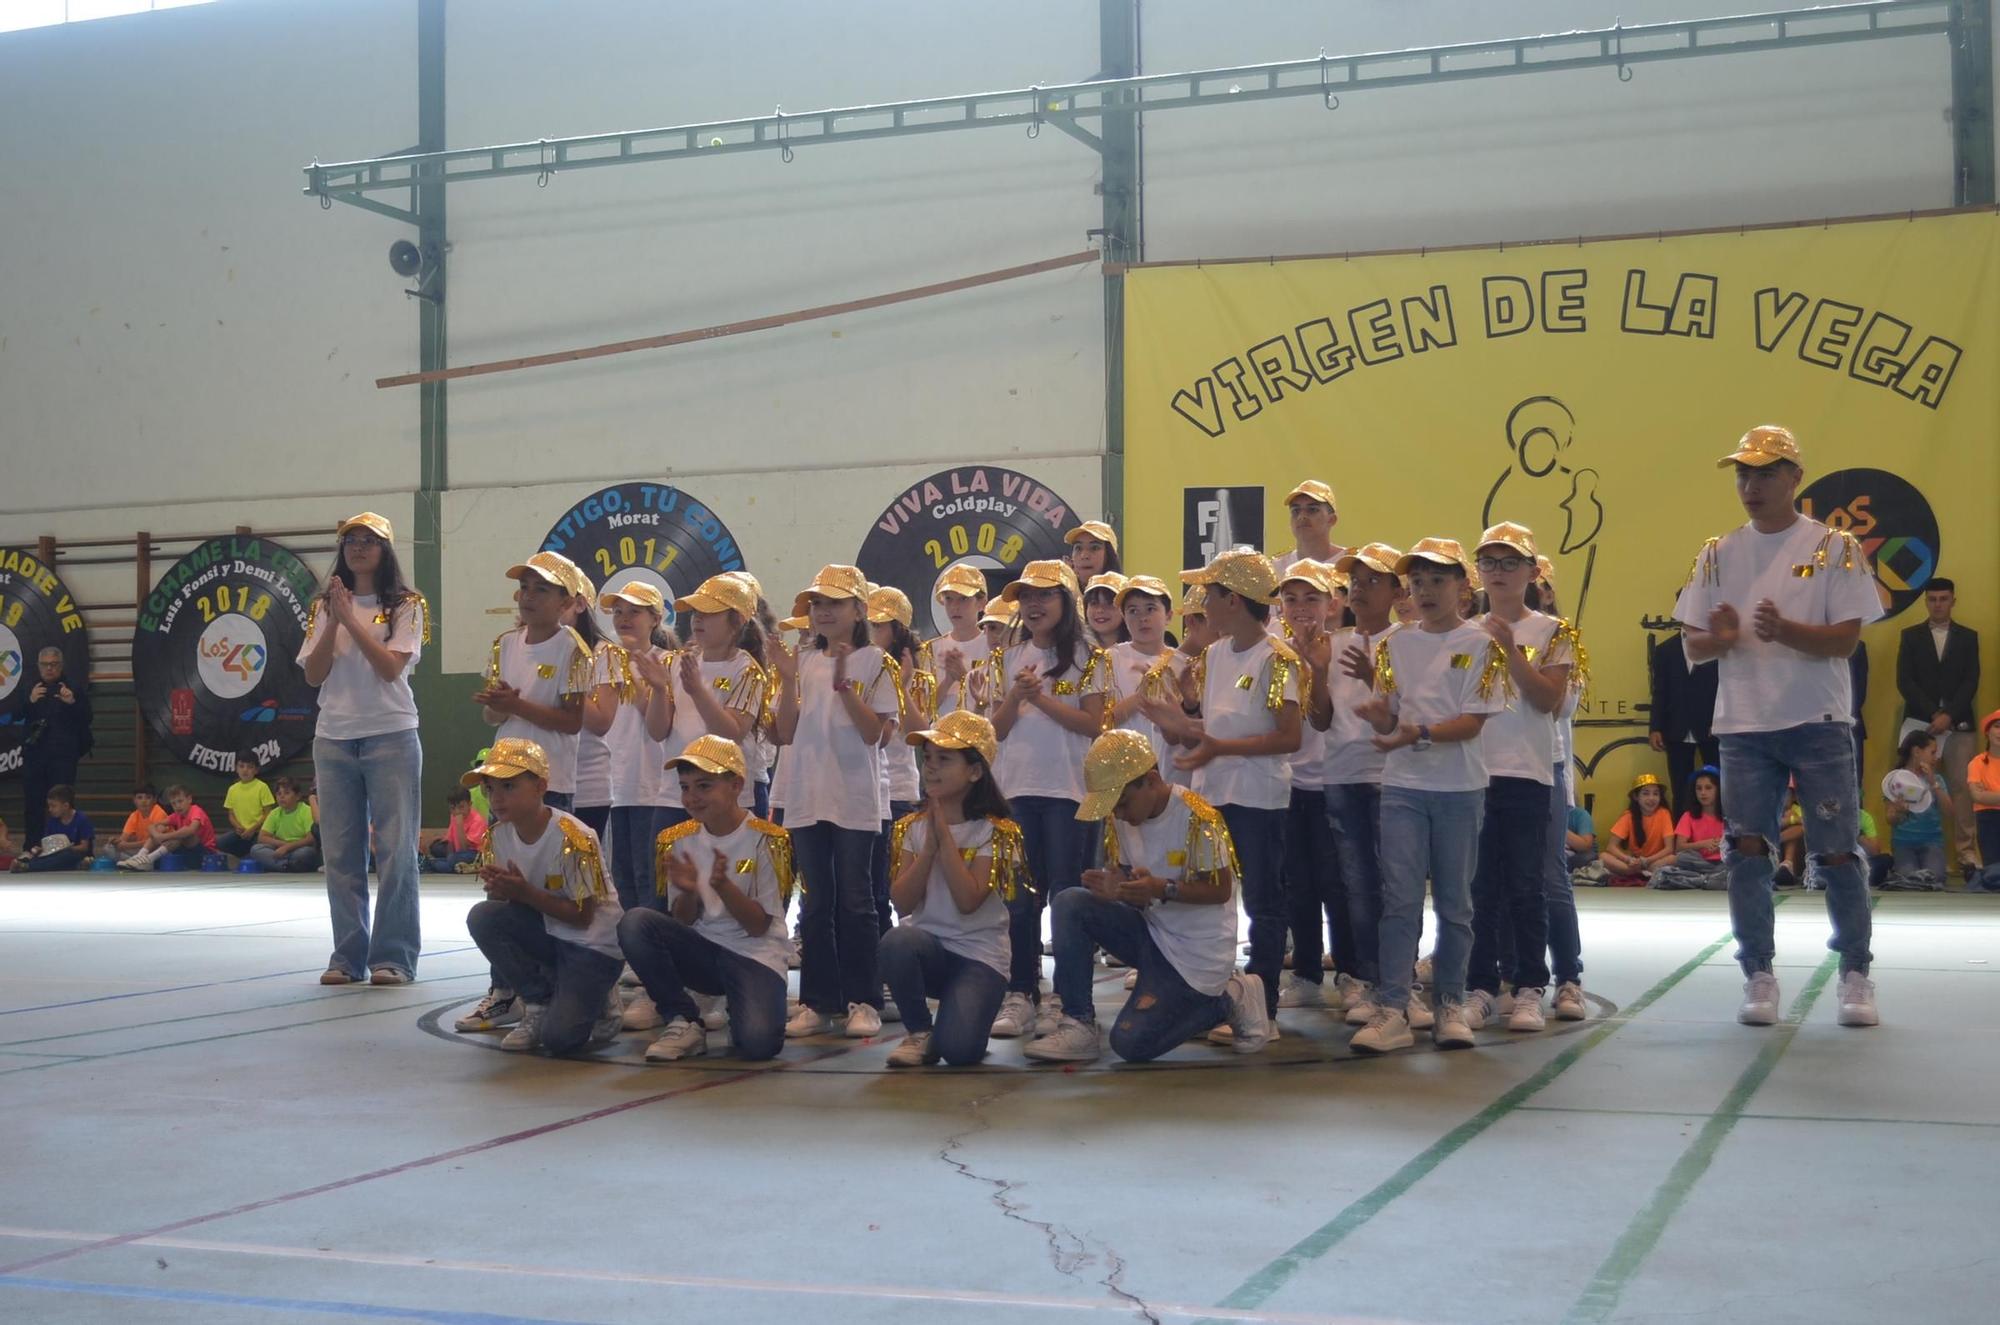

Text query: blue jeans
(1325, 783), (1383, 985)
(1049, 888), (1229, 1063)
(1220, 803), (1288, 1017)
(1546, 762), (1585, 984)
(1720, 722), (1873, 976)
(791, 821), (881, 1013)
(315, 728), (422, 979)
(608, 806), (670, 912)
(878, 925), (1007, 1065)
(1006, 796), (1089, 996)
(1283, 787), (1345, 984)
(250, 843), (321, 873)
(871, 800), (919, 935)
(466, 900), (621, 1056)
(1469, 777), (1554, 994)
(617, 909), (787, 1060)
(1377, 785), (1484, 1012)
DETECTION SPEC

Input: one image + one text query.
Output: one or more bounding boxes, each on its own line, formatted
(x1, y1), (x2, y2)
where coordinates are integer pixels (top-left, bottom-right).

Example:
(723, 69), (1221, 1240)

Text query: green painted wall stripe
(1561, 904), (1866, 1324)
(1208, 918), (1748, 1315)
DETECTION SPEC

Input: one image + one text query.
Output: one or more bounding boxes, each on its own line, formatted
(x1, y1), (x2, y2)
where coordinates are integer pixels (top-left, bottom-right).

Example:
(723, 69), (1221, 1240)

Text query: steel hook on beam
(1320, 50), (1339, 110)
(1028, 85), (1042, 138)
(537, 138), (553, 187)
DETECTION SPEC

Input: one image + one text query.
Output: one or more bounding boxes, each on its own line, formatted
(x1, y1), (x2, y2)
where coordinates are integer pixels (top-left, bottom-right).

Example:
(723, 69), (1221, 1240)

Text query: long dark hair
(813, 598), (870, 652)
(738, 607), (769, 667)
(958, 748), (1013, 822)
(876, 619), (919, 670)
(1688, 766), (1721, 814)
(329, 541), (415, 640)
(1024, 588), (1085, 680)
(568, 601), (603, 650)
(1896, 728), (1936, 771)
(1084, 588), (1132, 645)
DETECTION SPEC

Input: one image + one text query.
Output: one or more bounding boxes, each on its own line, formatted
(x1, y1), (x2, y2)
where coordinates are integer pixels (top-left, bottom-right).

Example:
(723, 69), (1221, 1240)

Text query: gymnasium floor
(1, 878), (1994, 1325)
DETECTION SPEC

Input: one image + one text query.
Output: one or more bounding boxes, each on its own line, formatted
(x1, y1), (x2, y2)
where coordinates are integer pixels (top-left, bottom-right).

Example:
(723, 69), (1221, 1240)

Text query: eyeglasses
(1476, 554), (1530, 573)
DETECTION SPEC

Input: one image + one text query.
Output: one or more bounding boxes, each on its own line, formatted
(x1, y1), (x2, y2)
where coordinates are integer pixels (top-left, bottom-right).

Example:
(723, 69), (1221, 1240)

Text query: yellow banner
(1123, 211), (1998, 813)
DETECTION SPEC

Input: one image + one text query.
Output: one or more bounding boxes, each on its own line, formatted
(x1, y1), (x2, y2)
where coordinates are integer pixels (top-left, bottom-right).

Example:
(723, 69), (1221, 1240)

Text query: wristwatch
(1414, 723), (1433, 751)
(1161, 878), (1181, 903)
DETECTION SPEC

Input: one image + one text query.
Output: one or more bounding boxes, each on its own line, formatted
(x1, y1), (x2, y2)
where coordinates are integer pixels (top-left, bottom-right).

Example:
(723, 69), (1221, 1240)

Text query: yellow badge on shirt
(1791, 564), (1816, 577)
(960, 847), (979, 863)
(1167, 849), (1187, 867)
(536, 664), (557, 678)
(1235, 674), (1254, 689)
(543, 874), (564, 892)
(735, 858), (755, 875)
(1449, 653), (1473, 669)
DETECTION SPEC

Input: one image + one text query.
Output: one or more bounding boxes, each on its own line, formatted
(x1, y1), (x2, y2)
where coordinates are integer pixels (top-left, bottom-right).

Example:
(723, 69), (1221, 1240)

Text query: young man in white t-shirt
(1674, 425), (1885, 1028)
(1272, 479), (1348, 575)
(619, 736), (793, 1062)
(1352, 539), (1507, 1052)
(1176, 548), (1305, 1025)
(463, 739), (624, 1056)
(1026, 730), (1269, 1062)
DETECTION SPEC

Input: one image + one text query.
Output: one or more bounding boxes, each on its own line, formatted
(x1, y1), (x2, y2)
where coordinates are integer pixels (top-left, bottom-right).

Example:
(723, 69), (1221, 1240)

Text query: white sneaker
(1277, 972), (1327, 1009)
(1738, 971), (1780, 1026)
(1836, 971), (1879, 1027)
(454, 987), (522, 1032)
(118, 850), (156, 872)
(1024, 1015), (1101, 1062)
(1433, 999), (1475, 1049)
(844, 1002), (883, 1038)
(645, 1018), (708, 1061)
(589, 989), (624, 1045)
(1336, 973), (1364, 1010)
(786, 1004), (832, 1038)
(1462, 989), (1495, 1031)
(1123, 968), (1139, 990)
(990, 991), (1034, 1038)
(499, 1003), (545, 1051)
(1508, 988), (1547, 1032)
(1406, 989), (1434, 1030)
(1344, 992), (1379, 1027)
(621, 989), (664, 1031)
(1350, 1006), (1414, 1053)
(1033, 993), (1064, 1039)
(886, 1031), (937, 1067)
(1553, 982), (1587, 1021)
(692, 991), (727, 1031)
(1224, 973), (1271, 1054)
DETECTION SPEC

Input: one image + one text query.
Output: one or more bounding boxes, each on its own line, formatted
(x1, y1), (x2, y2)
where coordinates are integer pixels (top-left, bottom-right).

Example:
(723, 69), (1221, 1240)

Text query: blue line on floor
(0, 946), (481, 1016)
(0, 1273), (610, 1325)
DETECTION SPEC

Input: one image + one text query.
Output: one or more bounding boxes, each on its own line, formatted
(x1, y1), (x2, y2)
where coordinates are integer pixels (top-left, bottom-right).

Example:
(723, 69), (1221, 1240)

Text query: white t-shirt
(1378, 622), (1508, 793)
(299, 594), (423, 740)
(658, 651), (767, 810)
(1273, 545), (1348, 575)
(658, 816), (795, 979)
(574, 729), (611, 808)
(1108, 786), (1239, 996)
(493, 628), (589, 795)
(931, 634), (993, 718)
(604, 648), (670, 809)
(782, 645), (900, 832)
(1193, 635), (1303, 811)
(489, 808), (622, 959)
(893, 815), (1012, 978)
(1673, 516), (1883, 736)
(1323, 624), (1399, 786)
(1108, 642), (1184, 781)
(992, 642), (1108, 802)
(1475, 613), (1575, 787)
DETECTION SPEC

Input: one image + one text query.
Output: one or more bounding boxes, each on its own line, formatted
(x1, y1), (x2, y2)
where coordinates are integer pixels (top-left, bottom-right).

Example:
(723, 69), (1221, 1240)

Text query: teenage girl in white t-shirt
(1105, 576), (1186, 779)
(587, 583), (675, 916)
(773, 567), (901, 1039)
(869, 587), (930, 936)
(300, 512), (428, 988)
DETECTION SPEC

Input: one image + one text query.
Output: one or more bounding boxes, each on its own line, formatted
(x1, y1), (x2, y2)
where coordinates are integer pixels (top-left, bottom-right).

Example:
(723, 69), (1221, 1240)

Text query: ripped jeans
(1720, 722), (1873, 977)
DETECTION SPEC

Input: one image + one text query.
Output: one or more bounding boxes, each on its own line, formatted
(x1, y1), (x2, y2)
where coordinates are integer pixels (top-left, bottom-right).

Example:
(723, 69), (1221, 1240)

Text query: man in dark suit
(1649, 630), (1720, 820)
(8, 648), (93, 839)
(1896, 578), (1982, 877)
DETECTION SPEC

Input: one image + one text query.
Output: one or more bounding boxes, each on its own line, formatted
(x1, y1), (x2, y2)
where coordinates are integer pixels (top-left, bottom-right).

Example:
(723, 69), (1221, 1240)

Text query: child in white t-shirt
(879, 712), (1023, 1067)
(931, 563), (993, 719)
(1176, 549), (1305, 1028)
(986, 559), (1111, 1040)
(1083, 572), (1129, 650)
(1026, 729), (1269, 1063)
(586, 581), (676, 918)
(869, 586), (932, 940)
(1352, 538), (1506, 1053)
(1274, 559), (1341, 1010)
(1106, 575), (1189, 779)
(773, 565), (901, 1039)
(619, 736), (793, 1062)
(463, 739), (624, 1056)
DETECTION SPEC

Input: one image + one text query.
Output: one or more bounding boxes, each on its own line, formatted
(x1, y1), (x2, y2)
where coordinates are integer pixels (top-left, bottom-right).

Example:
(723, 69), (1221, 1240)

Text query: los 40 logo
(1799, 467), (1940, 617)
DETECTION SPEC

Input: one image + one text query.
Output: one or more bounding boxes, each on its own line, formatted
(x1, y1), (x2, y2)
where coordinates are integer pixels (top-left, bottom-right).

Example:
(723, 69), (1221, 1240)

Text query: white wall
(0, 0), (1979, 676)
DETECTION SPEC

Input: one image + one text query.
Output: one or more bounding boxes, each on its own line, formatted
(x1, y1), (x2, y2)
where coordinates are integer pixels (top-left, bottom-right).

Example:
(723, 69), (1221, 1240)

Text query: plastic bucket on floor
(91, 857), (119, 872)
(236, 859), (263, 873)
(157, 853), (187, 873)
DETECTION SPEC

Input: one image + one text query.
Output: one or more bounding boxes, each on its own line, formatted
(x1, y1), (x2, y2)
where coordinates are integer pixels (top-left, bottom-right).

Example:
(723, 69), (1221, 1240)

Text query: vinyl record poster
(133, 536), (320, 773)
(0, 548), (90, 779)
(856, 466), (1083, 637)
(540, 483), (748, 634)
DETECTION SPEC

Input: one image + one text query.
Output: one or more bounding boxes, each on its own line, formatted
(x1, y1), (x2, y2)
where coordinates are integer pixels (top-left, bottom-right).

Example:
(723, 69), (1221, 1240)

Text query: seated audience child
(1882, 729), (1951, 886)
(118, 785), (217, 871)
(463, 739), (624, 1055)
(1563, 803), (1598, 871)
(251, 776), (322, 872)
(1966, 710), (2000, 890)
(1601, 773), (1674, 885)
(99, 786), (169, 863)
(9, 785), (94, 873)
(422, 787), (488, 873)
(214, 753), (278, 861)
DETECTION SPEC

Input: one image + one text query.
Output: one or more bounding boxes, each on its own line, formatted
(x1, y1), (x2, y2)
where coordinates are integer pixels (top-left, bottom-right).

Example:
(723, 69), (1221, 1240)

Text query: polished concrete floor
(2, 875), (1995, 1324)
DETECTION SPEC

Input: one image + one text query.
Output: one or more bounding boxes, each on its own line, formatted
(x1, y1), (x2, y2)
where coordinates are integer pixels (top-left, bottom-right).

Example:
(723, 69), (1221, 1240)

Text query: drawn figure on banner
(1482, 395), (1604, 627)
